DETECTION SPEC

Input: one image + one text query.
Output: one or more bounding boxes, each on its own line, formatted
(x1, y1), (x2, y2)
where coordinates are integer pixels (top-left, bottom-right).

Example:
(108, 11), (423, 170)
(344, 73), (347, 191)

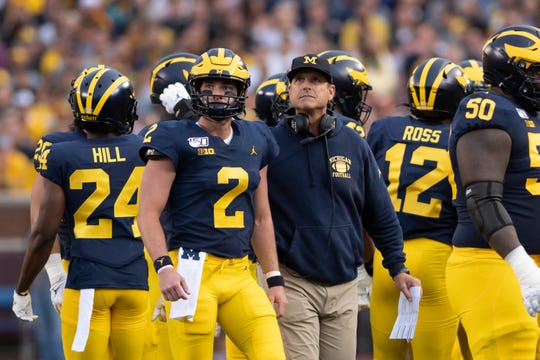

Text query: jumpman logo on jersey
(250, 146), (258, 156)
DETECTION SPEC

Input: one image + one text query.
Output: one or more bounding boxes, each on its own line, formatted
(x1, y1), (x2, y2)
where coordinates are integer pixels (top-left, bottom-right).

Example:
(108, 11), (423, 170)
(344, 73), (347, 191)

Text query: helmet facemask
(336, 82), (372, 125)
(188, 48), (251, 120)
(191, 78), (248, 120)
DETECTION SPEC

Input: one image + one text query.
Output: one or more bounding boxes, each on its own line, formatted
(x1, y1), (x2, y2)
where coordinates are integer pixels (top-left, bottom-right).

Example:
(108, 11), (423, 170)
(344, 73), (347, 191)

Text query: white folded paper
(390, 286), (421, 342)
(169, 248), (206, 321)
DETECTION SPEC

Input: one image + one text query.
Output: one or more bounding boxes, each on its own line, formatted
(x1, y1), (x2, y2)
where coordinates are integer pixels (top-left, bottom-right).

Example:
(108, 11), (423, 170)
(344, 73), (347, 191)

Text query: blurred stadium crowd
(0, 0), (538, 193)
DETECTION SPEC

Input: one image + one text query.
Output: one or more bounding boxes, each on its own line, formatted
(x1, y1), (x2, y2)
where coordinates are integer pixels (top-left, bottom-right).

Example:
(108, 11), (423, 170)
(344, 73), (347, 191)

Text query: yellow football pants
(165, 250), (285, 360)
(61, 288), (148, 360)
(371, 238), (460, 360)
(446, 247), (539, 359)
(143, 249), (173, 360)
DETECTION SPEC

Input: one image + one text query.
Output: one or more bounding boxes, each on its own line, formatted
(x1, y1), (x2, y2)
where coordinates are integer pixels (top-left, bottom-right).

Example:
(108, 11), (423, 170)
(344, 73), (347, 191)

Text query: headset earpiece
(285, 113), (310, 136)
(285, 112), (336, 137)
(319, 113), (336, 135)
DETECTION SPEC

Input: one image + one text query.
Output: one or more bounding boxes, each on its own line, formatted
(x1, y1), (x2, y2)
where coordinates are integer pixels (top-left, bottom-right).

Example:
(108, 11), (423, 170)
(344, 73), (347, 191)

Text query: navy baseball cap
(287, 54), (333, 83)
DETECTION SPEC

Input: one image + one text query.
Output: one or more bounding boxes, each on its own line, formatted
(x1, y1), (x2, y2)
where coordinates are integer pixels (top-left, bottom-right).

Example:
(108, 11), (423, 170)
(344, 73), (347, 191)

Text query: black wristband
(364, 260), (373, 277)
(266, 275), (285, 288)
(153, 255), (173, 273)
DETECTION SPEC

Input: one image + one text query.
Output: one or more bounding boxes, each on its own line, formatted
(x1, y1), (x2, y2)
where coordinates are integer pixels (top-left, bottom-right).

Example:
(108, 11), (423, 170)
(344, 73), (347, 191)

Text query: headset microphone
(300, 126), (334, 145)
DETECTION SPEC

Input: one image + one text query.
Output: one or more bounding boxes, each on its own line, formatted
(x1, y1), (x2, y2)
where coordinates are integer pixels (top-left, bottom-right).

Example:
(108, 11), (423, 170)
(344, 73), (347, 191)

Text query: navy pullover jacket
(268, 119), (406, 285)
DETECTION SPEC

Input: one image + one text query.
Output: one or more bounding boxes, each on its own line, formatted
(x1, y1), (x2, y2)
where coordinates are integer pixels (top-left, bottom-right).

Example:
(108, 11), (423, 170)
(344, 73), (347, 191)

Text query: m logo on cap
(304, 56), (318, 64)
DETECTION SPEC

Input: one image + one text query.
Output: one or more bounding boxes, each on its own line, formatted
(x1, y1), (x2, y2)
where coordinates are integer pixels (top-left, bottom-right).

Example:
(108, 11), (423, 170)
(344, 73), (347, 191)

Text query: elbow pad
(465, 181), (513, 241)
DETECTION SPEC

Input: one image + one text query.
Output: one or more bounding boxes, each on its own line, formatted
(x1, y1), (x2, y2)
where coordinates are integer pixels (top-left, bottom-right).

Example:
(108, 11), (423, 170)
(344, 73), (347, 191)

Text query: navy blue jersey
(335, 112), (365, 138)
(449, 92), (540, 254)
(268, 119), (405, 285)
(33, 128), (86, 260)
(139, 119), (279, 258)
(40, 135), (147, 290)
(367, 115), (457, 245)
(137, 124), (174, 241)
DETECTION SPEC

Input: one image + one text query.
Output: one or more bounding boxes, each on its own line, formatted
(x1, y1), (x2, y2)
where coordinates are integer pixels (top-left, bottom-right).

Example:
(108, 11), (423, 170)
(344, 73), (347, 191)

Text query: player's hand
(151, 296), (167, 322)
(357, 264), (372, 310)
(50, 273), (66, 313)
(159, 82), (190, 115)
(158, 267), (190, 302)
(12, 291), (38, 322)
(504, 245), (540, 316)
(522, 288), (540, 316)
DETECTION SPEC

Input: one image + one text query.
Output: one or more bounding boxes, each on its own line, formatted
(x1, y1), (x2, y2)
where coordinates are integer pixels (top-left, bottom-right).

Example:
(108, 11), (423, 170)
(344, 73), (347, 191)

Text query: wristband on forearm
(154, 255), (174, 274)
(265, 270), (285, 288)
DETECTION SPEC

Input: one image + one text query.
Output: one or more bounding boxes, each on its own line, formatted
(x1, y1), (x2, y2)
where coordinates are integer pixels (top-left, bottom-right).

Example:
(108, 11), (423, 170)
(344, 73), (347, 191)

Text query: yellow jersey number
(465, 97), (540, 196)
(71, 167), (145, 239)
(214, 167), (248, 228)
(385, 143), (456, 218)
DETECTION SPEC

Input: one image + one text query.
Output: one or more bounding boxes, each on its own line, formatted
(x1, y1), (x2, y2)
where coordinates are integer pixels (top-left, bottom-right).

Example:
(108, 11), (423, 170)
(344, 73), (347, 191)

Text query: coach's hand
(357, 264), (372, 310)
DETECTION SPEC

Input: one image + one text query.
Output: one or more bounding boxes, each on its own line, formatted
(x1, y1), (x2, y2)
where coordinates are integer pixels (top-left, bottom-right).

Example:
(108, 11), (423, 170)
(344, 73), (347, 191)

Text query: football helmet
(482, 25), (540, 111)
(459, 59), (487, 92)
(317, 50), (372, 124)
(149, 52), (198, 104)
(188, 48), (250, 120)
(72, 67), (138, 134)
(408, 57), (472, 120)
(68, 64), (109, 117)
(254, 72), (289, 126)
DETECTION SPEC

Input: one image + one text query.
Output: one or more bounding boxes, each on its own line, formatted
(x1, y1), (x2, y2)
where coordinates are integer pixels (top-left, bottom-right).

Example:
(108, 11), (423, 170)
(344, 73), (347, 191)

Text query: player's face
(200, 79), (238, 104)
(526, 63), (540, 93)
(288, 70), (334, 113)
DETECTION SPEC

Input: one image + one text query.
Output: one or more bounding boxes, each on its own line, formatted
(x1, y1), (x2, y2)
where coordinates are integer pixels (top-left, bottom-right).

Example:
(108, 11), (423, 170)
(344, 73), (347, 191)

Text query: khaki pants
(277, 264), (357, 360)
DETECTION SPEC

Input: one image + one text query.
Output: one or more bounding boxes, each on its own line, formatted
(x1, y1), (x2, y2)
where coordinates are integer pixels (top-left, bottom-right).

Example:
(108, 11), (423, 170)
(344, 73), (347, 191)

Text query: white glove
(357, 264), (373, 310)
(45, 253), (66, 313)
(505, 245), (540, 316)
(49, 273), (66, 313)
(159, 82), (190, 115)
(151, 296), (167, 322)
(12, 291), (38, 322)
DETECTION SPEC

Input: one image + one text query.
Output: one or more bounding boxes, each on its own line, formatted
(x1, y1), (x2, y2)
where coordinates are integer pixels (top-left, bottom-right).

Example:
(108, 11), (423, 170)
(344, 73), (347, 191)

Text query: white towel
(72, 289), (95, 352)
(169, 248), (206, 321)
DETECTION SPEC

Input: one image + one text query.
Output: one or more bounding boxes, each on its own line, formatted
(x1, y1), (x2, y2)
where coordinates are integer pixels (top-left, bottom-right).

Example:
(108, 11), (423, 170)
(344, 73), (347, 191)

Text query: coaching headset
(284, 109), (336, 145)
